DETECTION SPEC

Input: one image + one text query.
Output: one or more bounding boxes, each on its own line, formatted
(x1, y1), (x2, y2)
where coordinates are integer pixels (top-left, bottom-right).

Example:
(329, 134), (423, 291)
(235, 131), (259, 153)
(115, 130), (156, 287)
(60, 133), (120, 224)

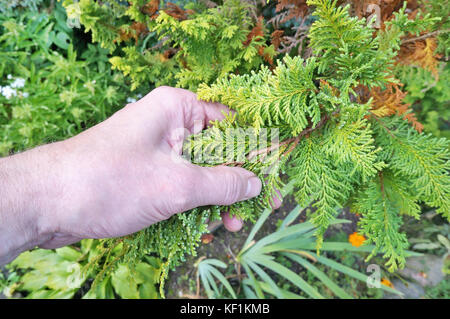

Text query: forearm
(0, 144), (62, 265)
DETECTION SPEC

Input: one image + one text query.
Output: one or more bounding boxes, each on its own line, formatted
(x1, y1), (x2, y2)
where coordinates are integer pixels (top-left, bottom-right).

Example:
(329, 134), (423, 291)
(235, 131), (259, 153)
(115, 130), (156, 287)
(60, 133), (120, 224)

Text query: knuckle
(173, 169), (198, 208)
(153, 85), (173, 94)
(148, 86), (175, 102)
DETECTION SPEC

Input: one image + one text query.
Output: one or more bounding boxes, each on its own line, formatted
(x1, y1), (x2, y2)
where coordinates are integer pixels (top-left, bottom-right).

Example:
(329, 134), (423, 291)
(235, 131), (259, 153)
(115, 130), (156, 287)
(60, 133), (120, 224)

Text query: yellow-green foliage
(3, 240), (162, 299)
(65, 0), (275, 90)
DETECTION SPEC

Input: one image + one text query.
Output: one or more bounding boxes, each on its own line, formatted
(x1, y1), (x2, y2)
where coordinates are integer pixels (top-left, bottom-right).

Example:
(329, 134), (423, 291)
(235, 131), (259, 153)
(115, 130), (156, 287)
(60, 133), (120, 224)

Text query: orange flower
(348, 232), (365, 247)
(381, 278), (394, 288)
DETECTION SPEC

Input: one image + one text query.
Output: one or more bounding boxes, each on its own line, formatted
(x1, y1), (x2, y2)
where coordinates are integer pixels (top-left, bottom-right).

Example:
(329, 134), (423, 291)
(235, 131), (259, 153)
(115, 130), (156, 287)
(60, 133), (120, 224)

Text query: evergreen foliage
(64, 0), (275, 90)
(0, 3), (130, 155)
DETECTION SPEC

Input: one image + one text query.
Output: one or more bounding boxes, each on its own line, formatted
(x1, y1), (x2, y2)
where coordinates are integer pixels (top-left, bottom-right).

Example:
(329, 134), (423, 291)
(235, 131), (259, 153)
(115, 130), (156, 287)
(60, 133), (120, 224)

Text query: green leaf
(55, 247), (82, 261)
(111, 265), (140, 299)
(283, 252), (353, 299)
(53, 31), (71, 50)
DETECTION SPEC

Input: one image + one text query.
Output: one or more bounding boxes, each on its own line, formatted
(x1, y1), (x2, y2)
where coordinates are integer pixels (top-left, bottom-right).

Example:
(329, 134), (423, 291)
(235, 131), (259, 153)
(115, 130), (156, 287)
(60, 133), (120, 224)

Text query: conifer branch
(401, 29), (450, 44)
(224, 110), (336, 166)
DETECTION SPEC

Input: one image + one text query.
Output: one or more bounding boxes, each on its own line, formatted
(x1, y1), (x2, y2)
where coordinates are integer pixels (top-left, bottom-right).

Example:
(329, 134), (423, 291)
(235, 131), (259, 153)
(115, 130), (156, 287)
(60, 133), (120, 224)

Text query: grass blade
(284, 252), (353, 299)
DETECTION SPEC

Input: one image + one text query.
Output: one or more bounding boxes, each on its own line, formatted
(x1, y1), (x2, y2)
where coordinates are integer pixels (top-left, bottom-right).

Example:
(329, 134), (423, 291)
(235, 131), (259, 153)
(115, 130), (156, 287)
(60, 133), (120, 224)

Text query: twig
(401, 29), (450, 45)
(150, 36), (170, 51)
(369, 112), (397, 139)
(248, 111), (334, 161)
(220, 109), (338, 167)
(199, 0), (217, 8)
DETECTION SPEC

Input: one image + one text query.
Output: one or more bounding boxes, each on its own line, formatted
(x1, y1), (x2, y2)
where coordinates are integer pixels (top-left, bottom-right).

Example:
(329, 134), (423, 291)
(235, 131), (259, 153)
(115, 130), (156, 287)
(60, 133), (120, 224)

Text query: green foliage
(65, 0), (275, 90)
(109, 46), (178, 90)
(96, 206), (220, 297)
(375, 117), (449, 216)
(0, 4), (131, 155)
(397, 63), (450, 139)
(425, 279), (450, 299)
(420, 0), (450, 58)
(0, 0), (45, 13)
(153, 0), (274, 90)
(195, 258), (237, 299)
(63, 0), (128, 51)
(1, 240), (162, 299)
(199, 56), (322, 134)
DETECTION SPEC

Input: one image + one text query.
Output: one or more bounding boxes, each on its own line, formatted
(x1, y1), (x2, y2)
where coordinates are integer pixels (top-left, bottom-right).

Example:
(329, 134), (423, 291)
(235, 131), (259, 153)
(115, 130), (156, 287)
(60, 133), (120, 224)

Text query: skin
(0, 87), (282, 265)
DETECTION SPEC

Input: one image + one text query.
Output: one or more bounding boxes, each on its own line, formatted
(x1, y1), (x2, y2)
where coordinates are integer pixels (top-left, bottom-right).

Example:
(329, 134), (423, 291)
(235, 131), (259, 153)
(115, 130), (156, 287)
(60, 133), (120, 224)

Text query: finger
(192, 165), (262, 207)
(199, 100), (233, 127)
(221, 211), (243, 232)
(185, 93), (232, 133)
(152, 87), (233, 133)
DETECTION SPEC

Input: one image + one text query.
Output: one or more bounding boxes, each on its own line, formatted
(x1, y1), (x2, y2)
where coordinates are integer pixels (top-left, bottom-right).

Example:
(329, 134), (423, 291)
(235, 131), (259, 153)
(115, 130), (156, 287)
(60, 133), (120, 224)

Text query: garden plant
(0, 0), (449, 299)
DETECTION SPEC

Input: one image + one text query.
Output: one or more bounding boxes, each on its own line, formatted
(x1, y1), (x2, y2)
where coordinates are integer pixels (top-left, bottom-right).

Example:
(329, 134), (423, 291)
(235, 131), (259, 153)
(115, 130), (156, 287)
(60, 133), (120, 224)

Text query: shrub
(0, 3), (133, 155)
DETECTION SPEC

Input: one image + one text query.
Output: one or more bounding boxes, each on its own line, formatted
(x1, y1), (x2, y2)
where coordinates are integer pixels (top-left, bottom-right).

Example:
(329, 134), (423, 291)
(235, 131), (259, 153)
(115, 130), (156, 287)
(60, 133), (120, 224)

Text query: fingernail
(245, 176), (262, 199)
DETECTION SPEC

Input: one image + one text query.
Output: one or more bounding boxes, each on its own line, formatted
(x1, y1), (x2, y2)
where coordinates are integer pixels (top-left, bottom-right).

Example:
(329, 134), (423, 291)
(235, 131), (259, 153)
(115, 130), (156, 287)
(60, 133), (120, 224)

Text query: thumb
(193, 165), (262, 207)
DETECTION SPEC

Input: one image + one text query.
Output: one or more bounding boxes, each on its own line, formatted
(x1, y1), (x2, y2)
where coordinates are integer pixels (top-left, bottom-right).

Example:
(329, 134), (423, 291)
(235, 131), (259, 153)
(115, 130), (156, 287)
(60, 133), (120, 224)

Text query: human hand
(34, 86), (265, 248)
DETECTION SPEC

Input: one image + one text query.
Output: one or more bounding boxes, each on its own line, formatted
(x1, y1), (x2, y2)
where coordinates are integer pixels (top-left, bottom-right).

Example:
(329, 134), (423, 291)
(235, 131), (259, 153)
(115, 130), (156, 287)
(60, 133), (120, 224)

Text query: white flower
(22, 92), (29, 98)
(126, 97), (137, 103)
(0, 86), (17, 99)
(7, 74), (12, 80)
(10, 77), (25, 88)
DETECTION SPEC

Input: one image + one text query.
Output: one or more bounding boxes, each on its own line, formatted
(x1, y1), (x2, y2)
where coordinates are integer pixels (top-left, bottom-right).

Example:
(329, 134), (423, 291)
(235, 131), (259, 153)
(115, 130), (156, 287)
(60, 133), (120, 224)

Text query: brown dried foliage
(244, 16), (265, 46)
(353, 0), (419, 27)
(200, 234), (214, 244)
(271, 29), (285, 51)
(164, 2), (195, 21)
(269, 1), (311, 55)
(397, 38), (442, 78)
(369, 83), (423, 133)
(352, 0), (441, 77)
(244, 16), (274, 65)
(275, 0), (309, 23)
(141, 0), (160, 19)
(141, 0), (194, 21)
(118, 22), (148, 44)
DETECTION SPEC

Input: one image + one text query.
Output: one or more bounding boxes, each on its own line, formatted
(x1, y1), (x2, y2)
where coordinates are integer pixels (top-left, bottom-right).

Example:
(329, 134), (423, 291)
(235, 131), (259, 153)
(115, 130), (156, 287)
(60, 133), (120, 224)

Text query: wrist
(0, 143), (66, 264)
